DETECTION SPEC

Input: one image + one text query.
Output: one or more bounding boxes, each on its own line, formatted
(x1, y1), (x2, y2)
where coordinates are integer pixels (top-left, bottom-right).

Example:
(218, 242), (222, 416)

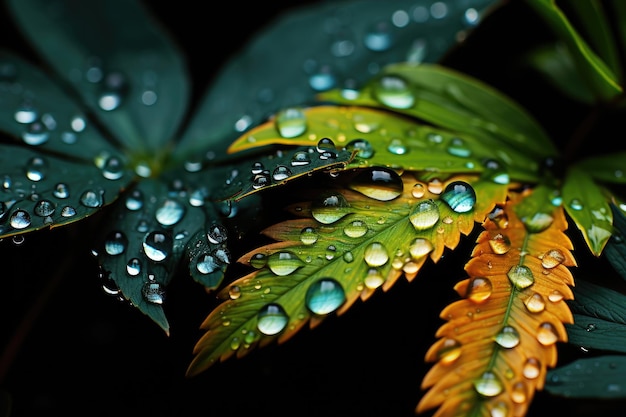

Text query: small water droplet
(10, 209), (31, 229)
(372, 75), (415, 109)
(290, 151), (311, 167)
(25, 156), (47, 181)
(466, 277), (492, 303)
(142, 280), (165, 304)
(524, 292), (546, 313)
(125, 189), (143, 210)
(364, 268), (385, 289)
(437, 338), (461, 364)
(275, 107), (307, 138)
(22, 119), (50, 146)
(33, 199), (56, 217)
(308, 65), (336, 91)
(267, 251), (305, 276)
(305, 278), (346, 315)
(541, 249), (565, 269)
(61, 206), (76, 217)
(98, 71), (128, 111)
(300, 227), (318, 245)
(207, 223), (228, 244)
(409, 199), (440, 230)
(104, 231), (128, 256)
(126, 258), (141, 276)
(446, 137), (472, 158)
(196, 253), (219, 274)
(489, 233), (511, 254)
(411, 183), (425, 198)
(387, 138), (407, 155)
(569, 198), (583, 211)
(344, 220), (368, 238)
(409, 237), (433, 260)
(536, 322), (559, 345)
(80, 190), (103, 208)
(441, 181), (476, 213)
(495, 325), (520, 348)
(228, 285), (241, 300)
(507, 265), (534, 290)
(256, 303), (289, 335)
(249, 253), (267, 269)
(101, 156), (124, 180)
(349, 167), (403, 201)
(344, 138), (374, 159)
(522, 212), (554, 233)
(272, 165), (292, 181)
(364, 20), (393, 51)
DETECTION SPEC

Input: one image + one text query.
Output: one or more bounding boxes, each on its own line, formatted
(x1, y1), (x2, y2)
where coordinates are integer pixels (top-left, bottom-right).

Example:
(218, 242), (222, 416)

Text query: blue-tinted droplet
(305, 278), (346, 315)
(256, 303), (289, 335)
(441, 181), (476, 213)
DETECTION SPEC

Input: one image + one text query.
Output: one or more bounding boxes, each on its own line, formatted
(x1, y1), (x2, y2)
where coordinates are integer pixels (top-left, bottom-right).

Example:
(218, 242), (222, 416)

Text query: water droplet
(10, 209), (31, 229)
(344, 138), (374, 159)
(80, 190), (103, 208)
(536, 322), (559, 346)
(343, 251), (354, 263)
(142, 280), (165, 304)
(125, 189), (143, 210)
(22, 119), (50, 145)
(32, 199), (55, 217)
(53, 183), (70, 199)
(61, 206), (76, 217)
(102, 231), (127, 256)
(548, 290), (564, 303)
(523, 357), (541, 379)
(275, 107), (307, 138)
(325, 245), (336, 260)
(256, 303), (288, 335)
(300, 227), (318, 245)
(495, 325), (520, 348)
(441, 181), (476, 213)
(473, 371), (503, 397)
(437, 338), (461, 364)
(522, 212), (554, 233)
(364, 268), (385, 289)
(155, 199), (185, 226)
(196, 253), (219, 274)
(305, 278), (346, 315)
(372, 75), (415, 109)
(409, 237), (433, 259)
(290, 150), (311, 167)
(507, 265), (534, 290)
(98, 71), (128, 111)
(25, 156), (47, 181)
(541, 249), (565, 269)
(344, 220), (368, 238)
(489, 206), (509, 229)
(569, 198), (583, 210)
(466, 277), (492, 303)
(272, 165), (292, 181)
(427, 179), (443, 194)
(267, 251), (305, 276)
(446, 137), (472, 157)
(488, 233), (511, 255)
(364, 20), (393, 51)
(126, 258), (141, 276)
(207, 223), (228, 244)
(143, 231), (172, 262)
(409, 199), (440, 230)
(511, 381), (527, 404)
(228, 285), (241, 300)
(249, 253), (267, 269)
(387, 138), (407, 155)
(364, 242), (389, 267)
(411, 183), (425, 198)
(101, 156), (124, 180)
(524, 292), (546, 313)
(483, 159), (510, 184)
(349, 167), (403, 201)
(311, 192), (351, 224)
(316, 137), (337, 157)
(14, 105), (38, 124)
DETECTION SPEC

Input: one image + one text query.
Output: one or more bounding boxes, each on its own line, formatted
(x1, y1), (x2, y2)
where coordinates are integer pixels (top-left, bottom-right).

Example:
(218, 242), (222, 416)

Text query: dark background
(1, 1), (626, 417)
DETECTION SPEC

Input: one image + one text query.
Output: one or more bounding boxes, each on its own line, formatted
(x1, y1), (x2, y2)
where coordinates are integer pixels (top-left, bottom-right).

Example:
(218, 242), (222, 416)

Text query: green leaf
(7, 0), (190, 155)
(605, 204), (626, 283)
(0, 50), (125, 161)
(525, 43), (596, 104)
(525, 0), (623, 101)
(545, 355), (626, 398)
(562, 166), (613, 256)
(576, 152), (626, 184)
(174, 0), (501, 162)
(318, 63), (556, 168)
(0, 144), (131, 239)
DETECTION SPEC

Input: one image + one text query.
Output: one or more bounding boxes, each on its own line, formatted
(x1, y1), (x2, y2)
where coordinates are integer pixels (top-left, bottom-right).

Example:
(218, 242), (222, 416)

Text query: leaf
(173, 0), (502, 161)
(562, 166), (613, 256)
(417, 190), (576, 417)
(565, 278), (626, 353)
(187, 171), (506, 376)
(605, 204), (626, 282)
(94, 175), (230, 333)
(0, 144), (131, 239)
(525, 0), (623, 101)
(317, 63), (555, 181)
(7, 0), (190, 155)
(576, 152), (626, 184)
(544, 355), (626, 399)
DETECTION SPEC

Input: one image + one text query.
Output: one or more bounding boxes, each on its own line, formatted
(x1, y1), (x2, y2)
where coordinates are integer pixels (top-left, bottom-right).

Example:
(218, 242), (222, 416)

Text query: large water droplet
(541, 249), (565, 269)
(409, 199), (440, 230)
(440, 181), (476, 213)
(524, 292), (546, 313)
(473, 371), (503, 397)
(305, 278), (346, 315)
(536, 322), (559, 345)
(275, 107), (307, 138)
(104, 231), (128, 255)
(488, 233), (511, 254)
(507, 265), (534, 289)
(256, 303), (288, 335)
(495, 325), (520, 348)
(364, 242), (389, 267)
(155, 199), (185, 226)
(267, 251), (305, 276)
(372, 75), (415, 109)
(10, 209), (31, 229)
(143, 231), (172, 262)
(349, 167), (403, 201)
(466, 277), (492, 303)
(311, 192), (351, 224)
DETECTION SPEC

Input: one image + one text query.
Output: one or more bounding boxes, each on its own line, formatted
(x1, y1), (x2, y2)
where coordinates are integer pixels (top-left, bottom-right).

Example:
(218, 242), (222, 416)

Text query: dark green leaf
(7, 0), (190, 155)
(605, 204), (626, 282)
(545, 355), (626, 398)
(0, 144), (131, 239)
(174, 0), (500, 162)
(576, 152), (626, 184)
